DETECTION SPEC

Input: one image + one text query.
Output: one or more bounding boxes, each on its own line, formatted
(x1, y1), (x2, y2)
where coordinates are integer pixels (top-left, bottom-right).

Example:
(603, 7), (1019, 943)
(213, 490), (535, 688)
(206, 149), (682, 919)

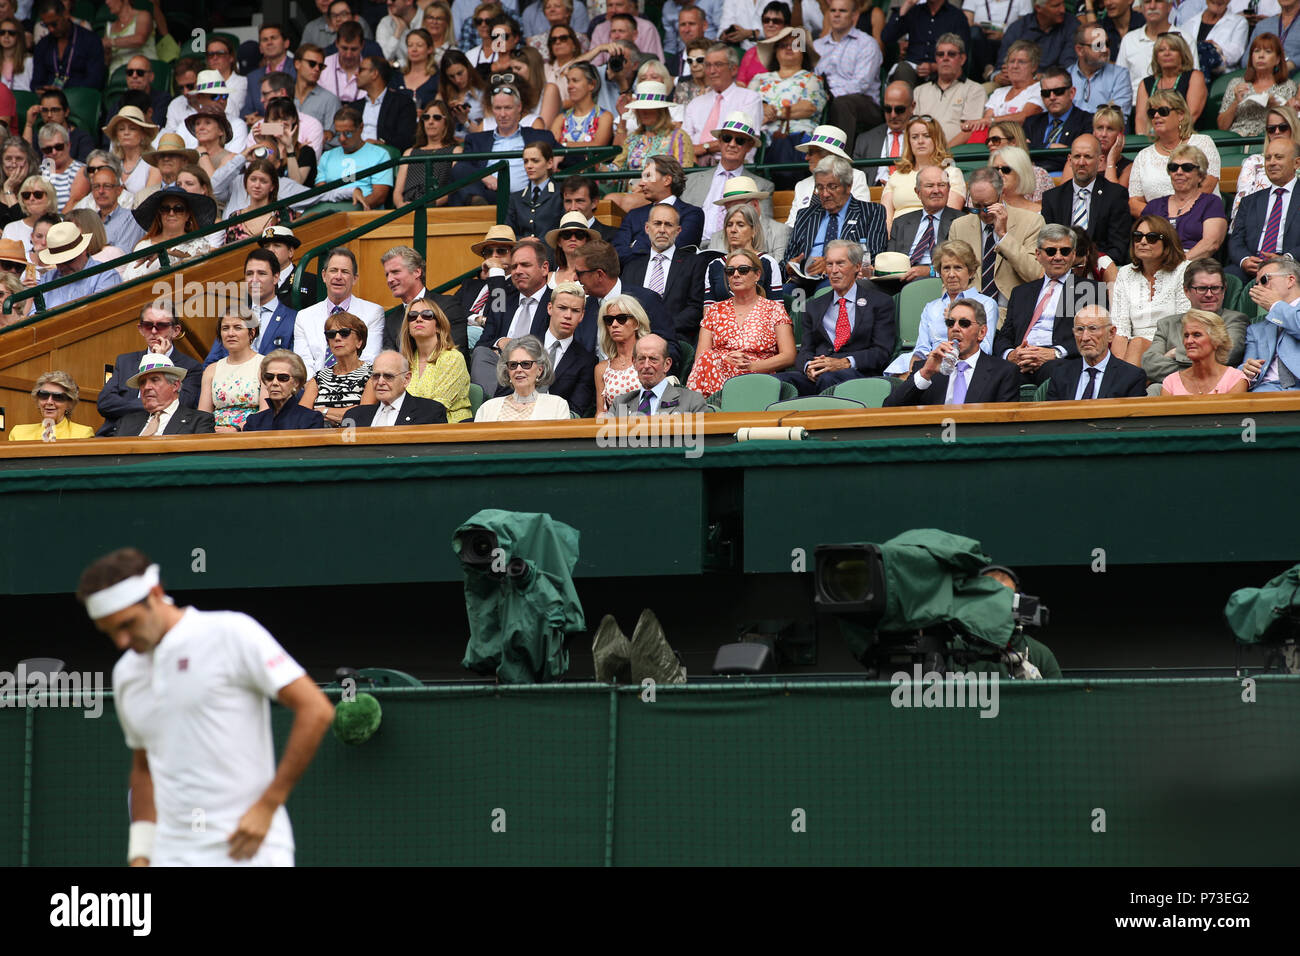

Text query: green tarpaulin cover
(1224, 563), (1300, 644)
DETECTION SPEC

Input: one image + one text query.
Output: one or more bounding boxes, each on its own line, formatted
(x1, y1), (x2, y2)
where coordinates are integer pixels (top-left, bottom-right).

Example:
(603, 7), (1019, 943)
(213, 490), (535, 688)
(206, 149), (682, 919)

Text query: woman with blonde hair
(1161, 309), (1248, 395)
(8, 371), (93, 441)
(608, 81), (695, 170)
(984, 120), (1054, 201)
(400, 298), (472, 422)
(1126, 90), (1221, 218)
(702, 203), (783, 303)
(594, 294), (651, 413)
(989, 145), (1039, 213)
(0, 174), (54, 255)
(397, 27), (440, 107)
(1111, 215), (1190, 366)
(1091, 105), (1130, 185)
(881, 114), (965, 228)
(1135, 32), (1207, 134)
(1231, 103), (1300, 219)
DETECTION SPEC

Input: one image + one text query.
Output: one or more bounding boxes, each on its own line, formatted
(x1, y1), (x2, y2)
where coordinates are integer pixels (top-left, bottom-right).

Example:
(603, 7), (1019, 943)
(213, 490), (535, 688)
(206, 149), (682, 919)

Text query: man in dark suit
(561, 177), (617, 241)
(1228, 139), (1300, 281)
(455, 224), (518, 328)
(1040, 134), (1131, 266)
(1044, 304), (1148, 399)
(111, 355), (216, 437)
(620, 203), (700, 340)
(784, 155), (888, 290)
(379, 245), (469, 356)
(1022, 67), (1092, 173)
(346, 350), (449, 426)
(352, 56), (417, 152)
(204, 250), (298, 367)
(570, 239), (678, 364)
(97, 306), (203, 437)
(452, 87), (558, 204)
(850, 81), (914, 186)
(885, 298), (1020, 406)
(607, 334), (710, 415)
(885, 165), (963, 283)
(469, 237), (554, 392)
(776, 240), (896, 395)
(993, 224), (1105, 387)
(610, 155), (704, 264)
(500, 280), (597, 416)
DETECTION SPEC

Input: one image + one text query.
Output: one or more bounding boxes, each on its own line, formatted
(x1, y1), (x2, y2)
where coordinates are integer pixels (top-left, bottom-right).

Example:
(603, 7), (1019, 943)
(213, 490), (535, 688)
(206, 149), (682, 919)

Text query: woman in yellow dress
(9, 370), (93, 441)
(400, 299), (472, 422)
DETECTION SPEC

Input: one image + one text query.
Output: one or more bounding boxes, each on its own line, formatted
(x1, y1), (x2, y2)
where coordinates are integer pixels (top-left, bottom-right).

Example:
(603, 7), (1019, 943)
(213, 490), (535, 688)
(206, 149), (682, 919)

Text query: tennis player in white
(78, 547), (334, 867)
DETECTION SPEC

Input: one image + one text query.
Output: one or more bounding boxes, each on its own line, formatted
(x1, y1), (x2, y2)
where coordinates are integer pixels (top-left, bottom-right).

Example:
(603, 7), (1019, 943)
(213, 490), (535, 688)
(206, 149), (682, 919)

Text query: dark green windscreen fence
(5, 679), (1298, 866)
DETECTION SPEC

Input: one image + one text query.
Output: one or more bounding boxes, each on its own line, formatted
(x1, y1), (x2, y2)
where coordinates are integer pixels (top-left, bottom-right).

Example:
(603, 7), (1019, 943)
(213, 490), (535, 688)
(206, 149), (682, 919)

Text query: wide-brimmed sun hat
(795, 124), (851, 161)
(127, 352), (189, 388)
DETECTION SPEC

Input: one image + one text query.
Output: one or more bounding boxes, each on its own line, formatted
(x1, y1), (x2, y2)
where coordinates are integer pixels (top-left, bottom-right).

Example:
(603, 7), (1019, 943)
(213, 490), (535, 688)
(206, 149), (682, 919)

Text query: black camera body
(608, 53), (626, 74)
(1012, 592), (1049, 629)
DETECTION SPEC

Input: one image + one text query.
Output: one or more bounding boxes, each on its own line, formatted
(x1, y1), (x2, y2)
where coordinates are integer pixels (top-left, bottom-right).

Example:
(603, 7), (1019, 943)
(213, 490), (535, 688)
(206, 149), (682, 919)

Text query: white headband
(85, 564), (160, 620)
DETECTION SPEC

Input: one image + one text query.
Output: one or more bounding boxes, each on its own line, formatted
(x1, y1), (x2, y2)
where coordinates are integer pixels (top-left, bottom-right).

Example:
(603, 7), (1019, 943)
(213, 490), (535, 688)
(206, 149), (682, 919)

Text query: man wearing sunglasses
(994, 224), (1104, 386)
(1241, 257), (1300, 390)
(682, 113), (775, 242)
(949, 167), (1044, 322)
(292, 44), (343, 132)
(913, 34), (987, 147)
(470, 237), (553, 391)
(1069, 24), (1132, 122)
(346, 350), (448, 426)
(1227, 138), (1300, 279)
(1022, 66), (1092, 172)
(1143, 258), (1250, 382)
(886, 298), (1020, 405)
(315, 107), (393, 209)
(852, 83), (914, 185)
(882, 0), (972, 88)
(97, 305), (203, 437)
(1116, 0), (1199, 98)
(107, 56), (170, 131)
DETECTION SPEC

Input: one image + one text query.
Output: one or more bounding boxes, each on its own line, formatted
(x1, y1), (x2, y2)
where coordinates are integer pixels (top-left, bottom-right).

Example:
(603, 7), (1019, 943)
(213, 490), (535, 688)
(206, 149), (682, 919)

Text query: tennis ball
(333, 692), (382, 745)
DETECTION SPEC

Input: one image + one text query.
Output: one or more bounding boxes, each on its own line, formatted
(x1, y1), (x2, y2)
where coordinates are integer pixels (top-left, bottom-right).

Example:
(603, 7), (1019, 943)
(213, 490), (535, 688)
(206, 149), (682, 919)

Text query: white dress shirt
(1075, 351), (1111, 400)
(253, 297), (281, 351)
(293, 294), (386, 376)
(543, 330), (574, 369)
(360, 88), (386, 142)
(877, 128), (905, 184)
(371, 391), (408, 426)
(642, 244), (678, 295)
(507, 287), (547, 340)
(141, 398), (181, 435)
(1255, 177), (1297, 257)
(1071, 178), (1096, 224)
(914, 349), (981, 403)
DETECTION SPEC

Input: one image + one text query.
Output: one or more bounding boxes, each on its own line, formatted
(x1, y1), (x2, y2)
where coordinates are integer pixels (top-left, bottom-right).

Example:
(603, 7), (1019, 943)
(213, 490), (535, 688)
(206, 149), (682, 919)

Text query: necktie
(549, 339), (562, 368)
(821, 207), (839, 256)
(528, 184), (538, 204)
(887, 131), (901, 178)
(951, 360), (970, 404)
(1022, 279), (1059, 346)
(833, 297), (850, 351)
(910, 215), (935, 266)
(1047, 119), (1064, 145)
(326, 303), (343, 367)
(510, 297), (534, 339)
(709, 169), (733, 235)
(470, 282), (491, 316)
(1262, 187), (1286, 254)
(981, 228), (998, 299)
(140, 412), (161, 436)
(703, 92), (724, 149)
(638, 389), (654, 413)
(378, 403), (394, 426)
(1080, 366), (1099, 400)
(1072, 187), (1090, 229)
(647, 253), (667, 295)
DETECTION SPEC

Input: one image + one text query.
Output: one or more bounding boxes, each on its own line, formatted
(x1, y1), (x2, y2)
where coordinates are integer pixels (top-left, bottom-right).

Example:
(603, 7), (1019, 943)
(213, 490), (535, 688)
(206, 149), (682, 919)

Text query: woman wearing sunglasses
(0, 17), (31, 92)
(738, 2), (791, 86)
(539, 18), (586, 90)
(474, 334), (571, 421)
(395, 99), (459, 207)
(198, 311), (264, 433)
(987, 145), (1039, 214)
(1217, 32), (1292, 137)
(1230, 103), (1300, 220)
(300, 311), (377, 426)
(674, 39), (710, 106)
(1111, 215), (1190, 366)
(983, 121), (1054, 201)
(1134, 33), (1207, 135)
(121, 186), (216, 281)
(0, 137), (39, 227)
(1126, 90), (1221, 218)
(687, 249), (794, 396)
(594, 295), (650, 413)
(8, 371), (93, 442)
(396, 27), (440, 107)
(1140, 144), (1226, 260)
(399, 298), (471, 422)
(1, 173), (53, 255)
(243, 350), (326, 431)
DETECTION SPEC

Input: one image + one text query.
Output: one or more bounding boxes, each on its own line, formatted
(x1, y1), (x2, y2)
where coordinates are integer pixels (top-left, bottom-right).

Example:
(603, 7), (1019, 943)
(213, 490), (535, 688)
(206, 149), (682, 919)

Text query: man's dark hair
(363, 55), (393, 86)
(337, 20), (365, 44)
(173, 56), (203, 80)
(512, 236), (553, 269)
(562, 176), (598, 202)
(245, 247), (281, 275)
(647, 154), (686, 196)
(333, 105), (364, 127)
(1040, 66), (1072, 86)
(260, 23), (288, 40)
(76, 547), (153, 606)
(571, 238), (619, 279)
(327, 246), (359, 273)
(34, 0), (63, 19)
(40, 88), (69, 111)
(264, 72), (295, 97)
(1184, 257), (1225, 289)
(609, 12), (637, 31)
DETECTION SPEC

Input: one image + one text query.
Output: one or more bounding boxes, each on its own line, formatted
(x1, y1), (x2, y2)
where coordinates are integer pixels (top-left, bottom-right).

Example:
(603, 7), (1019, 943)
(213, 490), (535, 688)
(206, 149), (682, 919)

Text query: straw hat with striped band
(795, 124), (851, 161)
(711, 175), (770, 206)
(625, 81), (674, 111)
(191, 69), (230, 97)
(545, 211), (602, 247)
(710, 111), (760, 145)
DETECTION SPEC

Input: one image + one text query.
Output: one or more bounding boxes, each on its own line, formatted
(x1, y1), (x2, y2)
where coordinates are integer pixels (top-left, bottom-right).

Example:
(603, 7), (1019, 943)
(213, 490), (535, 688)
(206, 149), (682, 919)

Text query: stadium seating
(831, 377), (894, 407)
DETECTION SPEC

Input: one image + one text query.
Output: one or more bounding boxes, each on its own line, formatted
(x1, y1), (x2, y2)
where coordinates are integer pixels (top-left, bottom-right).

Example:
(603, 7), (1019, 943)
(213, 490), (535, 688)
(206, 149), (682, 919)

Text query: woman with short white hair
(475, 334), (572, 421)
(989, 145), (1038, 214)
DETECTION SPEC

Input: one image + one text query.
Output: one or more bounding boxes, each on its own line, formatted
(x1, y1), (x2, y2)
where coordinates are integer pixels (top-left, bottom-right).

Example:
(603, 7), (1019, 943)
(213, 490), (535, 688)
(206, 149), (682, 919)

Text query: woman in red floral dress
(687, 249), (795, 397)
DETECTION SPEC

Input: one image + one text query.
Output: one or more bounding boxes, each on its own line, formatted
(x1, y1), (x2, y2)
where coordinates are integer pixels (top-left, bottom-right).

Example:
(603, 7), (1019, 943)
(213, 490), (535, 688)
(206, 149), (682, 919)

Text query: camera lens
(821, 559), (873, 604)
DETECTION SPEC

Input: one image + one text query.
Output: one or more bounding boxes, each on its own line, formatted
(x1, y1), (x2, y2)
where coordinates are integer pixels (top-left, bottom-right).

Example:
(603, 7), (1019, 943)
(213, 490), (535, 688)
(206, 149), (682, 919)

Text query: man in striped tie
(884, 165), (961, 282)
(1023, 67), (1093, 173)
(1227, 139), (1300, 281)
(621, 203), (700, 341)
(1040, 134), (1133, 266)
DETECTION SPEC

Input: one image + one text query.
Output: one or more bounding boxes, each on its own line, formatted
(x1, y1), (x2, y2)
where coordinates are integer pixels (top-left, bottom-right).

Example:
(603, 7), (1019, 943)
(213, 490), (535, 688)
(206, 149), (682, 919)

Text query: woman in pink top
(1160, 309), (1248, 395)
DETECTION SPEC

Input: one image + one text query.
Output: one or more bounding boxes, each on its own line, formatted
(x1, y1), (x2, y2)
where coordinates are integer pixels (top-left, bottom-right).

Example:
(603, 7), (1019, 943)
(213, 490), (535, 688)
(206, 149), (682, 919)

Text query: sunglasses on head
(944, 317), (974, 329)
(506, 359), (536, 370)
(1147, 106), (1175, 118)
(1267, 122), (1291, 135)
(262, 371), (294, 383)
(1166, 162), (1198, 173)
(1133, 231), (1164, 244)
(602, 313), (632, 325)
(35, 389), (70, 401)
(324, 328), (354, 339)
(20, 190), (44, 199)
(1041, 246), (1072, 257)
(724, 265), (756, 276)
(883, 105), (909, 115)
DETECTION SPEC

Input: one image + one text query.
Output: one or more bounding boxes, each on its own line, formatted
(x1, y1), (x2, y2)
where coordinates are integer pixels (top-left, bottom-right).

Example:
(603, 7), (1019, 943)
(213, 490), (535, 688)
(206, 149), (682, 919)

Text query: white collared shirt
(1256, 177), (1297, 254)
(543, 330), (573, 367)
(907, 211), (943, 265)
(373, 390), (407, 426)
(914, 349), (981, 403)
(637, 376), (670, 414)
(1075, 350), (1111, 399)
(142, 398), (181, 435)
(361, 87), (386, 141)
(508, 286), (547, 340)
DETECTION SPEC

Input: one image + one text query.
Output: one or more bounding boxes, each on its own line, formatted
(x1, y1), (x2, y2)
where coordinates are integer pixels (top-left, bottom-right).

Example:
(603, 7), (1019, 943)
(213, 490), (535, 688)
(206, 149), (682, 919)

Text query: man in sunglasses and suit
(885, 298), (1020, 406)
(1022, 67), (1093, 173)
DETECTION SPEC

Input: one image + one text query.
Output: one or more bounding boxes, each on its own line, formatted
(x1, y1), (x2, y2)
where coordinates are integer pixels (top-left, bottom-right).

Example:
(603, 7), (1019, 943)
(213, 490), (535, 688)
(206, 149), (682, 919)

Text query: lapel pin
(856, 297), (867, 307)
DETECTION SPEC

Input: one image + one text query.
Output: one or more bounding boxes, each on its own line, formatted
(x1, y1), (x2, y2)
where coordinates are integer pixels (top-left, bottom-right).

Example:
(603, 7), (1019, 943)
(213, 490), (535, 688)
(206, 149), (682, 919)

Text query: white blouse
(1111, 260), (1191, 341)
(986, 82), (1043, 117)
(1129, 135), (1222, 203)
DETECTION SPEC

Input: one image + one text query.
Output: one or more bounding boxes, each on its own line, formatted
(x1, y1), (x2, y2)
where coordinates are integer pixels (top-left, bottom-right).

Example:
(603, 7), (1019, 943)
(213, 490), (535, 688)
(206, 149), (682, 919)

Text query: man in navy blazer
(493, 280), (597, 416)
(204, 250), (298, 367)
(1044, 304), (1148, 399)
(776, 241), (895, 395)
(610, 155), (704, 264)
(993, 225), (1105, 386)
(1022, 68), (1093, 173)
(569, 239), (678, 364)
(885, 298), (1020, 406)
(351, 57), (417, 152)
(783, 156), (888, 291)
(1040, 135), (1131, 265)
(468, 238), (554, 392)
(451, 86), (558, 204)
(97, 305), (203, 436)
(1241, 257), (1300, 390)
(1228, 140), (1300, 280)
(345, 351), (449, 425)
(621, 203), (700, 340)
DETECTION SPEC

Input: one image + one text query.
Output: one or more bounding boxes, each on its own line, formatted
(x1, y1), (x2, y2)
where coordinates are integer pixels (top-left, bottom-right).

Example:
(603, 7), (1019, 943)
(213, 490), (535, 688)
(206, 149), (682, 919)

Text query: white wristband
(128, 821), (155, 863)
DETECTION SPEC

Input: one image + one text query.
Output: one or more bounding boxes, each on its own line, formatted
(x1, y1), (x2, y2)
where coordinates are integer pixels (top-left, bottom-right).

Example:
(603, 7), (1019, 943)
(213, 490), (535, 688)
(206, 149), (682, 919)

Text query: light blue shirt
(491, 128), (527, 195)
(521, 0), (590, 38)
(811, 204), (847, 259)
(317, 142), (395, 200)
(662, 0), (722, 55)
(638, 376), (670, 414)
(1074, 351), (1111, 400)
(1068, 61), (1133, 124)
(39, 256), (122, 311)
(884, 288), (999, 374)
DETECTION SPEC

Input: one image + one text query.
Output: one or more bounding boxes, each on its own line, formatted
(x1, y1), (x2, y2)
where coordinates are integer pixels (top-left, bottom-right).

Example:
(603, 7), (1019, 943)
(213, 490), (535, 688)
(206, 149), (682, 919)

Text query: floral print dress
(212, 354), (262, 429)
(687, 297), (791, 396)
(749, 70), (827, 140)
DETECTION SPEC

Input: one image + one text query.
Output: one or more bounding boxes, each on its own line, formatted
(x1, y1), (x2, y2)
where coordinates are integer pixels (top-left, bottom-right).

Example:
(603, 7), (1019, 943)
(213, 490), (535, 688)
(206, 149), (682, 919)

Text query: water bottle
(939, 337), (958, 376)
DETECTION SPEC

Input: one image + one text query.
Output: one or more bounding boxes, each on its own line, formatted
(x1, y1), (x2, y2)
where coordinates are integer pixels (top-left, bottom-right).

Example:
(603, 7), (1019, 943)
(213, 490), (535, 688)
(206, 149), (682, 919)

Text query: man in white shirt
(884, 298), (1022, 405)
(79, 547), (334, 867)
(1117, 0), (1199, 98)
(815, 0), (885, 133)
(294, 248), (385, 376)
(538, 280), (597, 414)
(167, 71), (250, 151)
(377, 0), (424, 66)
(681, 44), (764, 165)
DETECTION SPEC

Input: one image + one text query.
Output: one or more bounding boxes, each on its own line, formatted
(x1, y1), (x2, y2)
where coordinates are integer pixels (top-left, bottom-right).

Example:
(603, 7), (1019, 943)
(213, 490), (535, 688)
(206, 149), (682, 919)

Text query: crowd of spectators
(4, 0), (1300, 442)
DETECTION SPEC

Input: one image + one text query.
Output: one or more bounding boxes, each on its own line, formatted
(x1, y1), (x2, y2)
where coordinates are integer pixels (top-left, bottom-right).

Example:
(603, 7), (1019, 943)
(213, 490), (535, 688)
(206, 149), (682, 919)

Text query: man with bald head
(886, 165), (962, 282)
(852, 81), (914, 185)
(108, 55), (170, 123)
(1044, 304), (1148, 399)
(607, 333), (710, 415)
(1041, 133), (1132, 265)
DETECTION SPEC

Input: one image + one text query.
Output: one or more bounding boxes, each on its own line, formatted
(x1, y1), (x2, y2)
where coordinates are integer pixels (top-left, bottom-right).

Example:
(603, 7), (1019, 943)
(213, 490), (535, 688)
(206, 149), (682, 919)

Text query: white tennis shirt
(113, 607), (306, 866)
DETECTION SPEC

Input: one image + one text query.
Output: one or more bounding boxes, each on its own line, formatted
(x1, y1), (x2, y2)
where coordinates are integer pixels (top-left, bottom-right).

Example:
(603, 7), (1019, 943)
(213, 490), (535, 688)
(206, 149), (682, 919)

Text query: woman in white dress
(1126, 90), (1220, 219)
(981, 40), (1043, 127)
(880, 115), (966, 230)
(1111, 215), (1190, 367)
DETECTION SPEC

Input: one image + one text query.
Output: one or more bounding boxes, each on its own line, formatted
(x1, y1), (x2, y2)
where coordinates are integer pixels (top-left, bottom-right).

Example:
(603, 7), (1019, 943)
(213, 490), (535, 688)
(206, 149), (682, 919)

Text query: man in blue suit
(451, 86), (557, 205)
(1228, 140), (1300, 281)
(203, 250), (298, 366)
(1044, 304), (1148, 399)
(783, 155), (887, 291)
(1242, 258), (1300, 391)
(569, 239), (679, 364)
(97, 305), (203, 437)
(610, 155), (705, 265)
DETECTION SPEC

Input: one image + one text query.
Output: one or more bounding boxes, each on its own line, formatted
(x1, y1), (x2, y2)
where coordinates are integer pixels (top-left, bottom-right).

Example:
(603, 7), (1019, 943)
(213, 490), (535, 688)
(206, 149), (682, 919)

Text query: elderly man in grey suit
(886, 165), (963, 283)
(1141, 258), (1250, 384)
(700, 175), (791, 260)
(607, 334), (710, 415)
(681, 113), (775, 246)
